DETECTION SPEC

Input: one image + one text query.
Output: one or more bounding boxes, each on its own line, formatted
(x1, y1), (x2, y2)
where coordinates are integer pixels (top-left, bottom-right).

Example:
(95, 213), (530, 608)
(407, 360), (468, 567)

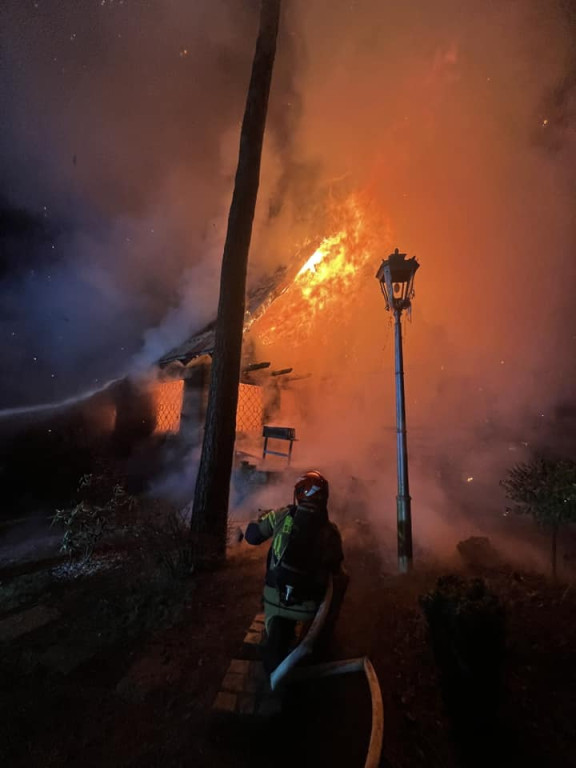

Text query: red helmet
(294, 470), (329, 505)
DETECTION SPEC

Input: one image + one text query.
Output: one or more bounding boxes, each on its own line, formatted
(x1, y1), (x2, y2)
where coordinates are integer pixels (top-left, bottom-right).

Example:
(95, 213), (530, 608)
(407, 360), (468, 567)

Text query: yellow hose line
(267, 574), (384, 768)
(362, 656), (384, 768)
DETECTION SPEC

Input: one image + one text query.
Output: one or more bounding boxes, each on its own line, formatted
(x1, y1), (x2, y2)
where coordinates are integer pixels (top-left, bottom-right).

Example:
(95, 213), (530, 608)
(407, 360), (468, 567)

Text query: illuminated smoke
(242, 0), (576, 562)
(0, 376), (123, 420)
(1, 1), (575, 565)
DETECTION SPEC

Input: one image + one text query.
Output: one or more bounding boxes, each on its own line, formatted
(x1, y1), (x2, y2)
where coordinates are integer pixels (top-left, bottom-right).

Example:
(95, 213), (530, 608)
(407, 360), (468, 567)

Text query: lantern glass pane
(376, 251), (419, 310)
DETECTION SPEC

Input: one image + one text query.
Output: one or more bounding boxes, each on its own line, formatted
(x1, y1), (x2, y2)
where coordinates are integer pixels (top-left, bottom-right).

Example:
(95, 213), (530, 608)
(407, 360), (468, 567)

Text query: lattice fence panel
(236, 383), (264, 433)
(153, 379), (184, 434)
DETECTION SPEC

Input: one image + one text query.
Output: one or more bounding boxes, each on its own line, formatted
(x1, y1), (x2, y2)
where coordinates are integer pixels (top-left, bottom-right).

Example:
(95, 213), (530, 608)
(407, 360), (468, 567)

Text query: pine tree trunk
(551, 524), (558, 579)
(190, 0), (282, 564)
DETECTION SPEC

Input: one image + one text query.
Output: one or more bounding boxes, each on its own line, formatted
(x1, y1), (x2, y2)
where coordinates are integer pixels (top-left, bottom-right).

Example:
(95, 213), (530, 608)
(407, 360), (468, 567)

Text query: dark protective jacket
(245, 502), (344, 624)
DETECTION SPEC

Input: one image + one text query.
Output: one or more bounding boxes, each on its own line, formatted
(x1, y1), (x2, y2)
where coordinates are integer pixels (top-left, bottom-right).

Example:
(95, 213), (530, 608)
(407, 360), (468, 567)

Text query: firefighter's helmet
(294, 470), (329, 505)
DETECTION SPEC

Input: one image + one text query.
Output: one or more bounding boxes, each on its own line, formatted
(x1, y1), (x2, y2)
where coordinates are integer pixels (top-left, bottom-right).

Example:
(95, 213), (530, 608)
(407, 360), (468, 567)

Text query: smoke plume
(1, 1), (575, 565)
(245, 0), (576, 564)
(0, 0), (264, 405)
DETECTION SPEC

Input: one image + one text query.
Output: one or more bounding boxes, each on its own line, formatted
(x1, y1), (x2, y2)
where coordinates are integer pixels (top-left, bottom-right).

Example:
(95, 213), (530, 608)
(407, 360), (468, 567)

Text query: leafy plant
(501, 456), (576, 578)
(134, 499), (194, 579)
(52, 473), (136, 561)
(52, 469), (196, 581)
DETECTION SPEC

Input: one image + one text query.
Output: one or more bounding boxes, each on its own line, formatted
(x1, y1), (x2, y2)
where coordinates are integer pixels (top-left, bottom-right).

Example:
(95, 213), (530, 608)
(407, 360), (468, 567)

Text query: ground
(1, 521), (576, 768)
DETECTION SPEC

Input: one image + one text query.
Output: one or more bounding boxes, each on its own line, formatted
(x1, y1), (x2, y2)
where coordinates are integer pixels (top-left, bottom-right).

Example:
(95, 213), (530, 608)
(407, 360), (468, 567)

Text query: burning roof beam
(243, 361), (271, 372)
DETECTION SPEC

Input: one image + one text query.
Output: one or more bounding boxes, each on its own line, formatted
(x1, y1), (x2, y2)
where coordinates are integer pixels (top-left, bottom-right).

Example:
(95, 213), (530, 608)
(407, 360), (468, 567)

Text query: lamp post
(376, 248), (420, 573)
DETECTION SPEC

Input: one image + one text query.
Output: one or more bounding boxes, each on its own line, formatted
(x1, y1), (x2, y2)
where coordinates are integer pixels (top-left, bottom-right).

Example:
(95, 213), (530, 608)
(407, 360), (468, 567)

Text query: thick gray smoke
(0, 0), (267, 405)
(1, 1), (575, 567)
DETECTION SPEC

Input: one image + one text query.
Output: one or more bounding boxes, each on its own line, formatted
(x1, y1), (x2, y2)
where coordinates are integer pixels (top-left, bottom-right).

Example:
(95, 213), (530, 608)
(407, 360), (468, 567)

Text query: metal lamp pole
(393, 306), (412, 573)
(376, 249), (420, 573)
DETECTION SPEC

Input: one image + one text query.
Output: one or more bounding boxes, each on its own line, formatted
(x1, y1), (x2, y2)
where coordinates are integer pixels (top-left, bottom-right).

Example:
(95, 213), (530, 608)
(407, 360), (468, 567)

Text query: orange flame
(253, 194), (381, 346)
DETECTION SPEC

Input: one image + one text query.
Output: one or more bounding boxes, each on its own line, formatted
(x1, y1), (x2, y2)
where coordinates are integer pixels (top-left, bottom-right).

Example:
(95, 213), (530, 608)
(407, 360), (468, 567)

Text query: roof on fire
(157, 265), (289, 368)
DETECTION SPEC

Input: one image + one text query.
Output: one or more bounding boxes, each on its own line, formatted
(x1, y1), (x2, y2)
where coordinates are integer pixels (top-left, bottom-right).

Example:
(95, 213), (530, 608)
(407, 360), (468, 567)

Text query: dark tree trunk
(190, 0), (281, 564)
(551, 523), (559, 579)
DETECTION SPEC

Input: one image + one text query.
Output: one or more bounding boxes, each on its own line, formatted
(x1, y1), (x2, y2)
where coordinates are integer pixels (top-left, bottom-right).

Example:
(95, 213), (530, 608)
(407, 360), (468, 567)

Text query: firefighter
(245, 470), (347, 675)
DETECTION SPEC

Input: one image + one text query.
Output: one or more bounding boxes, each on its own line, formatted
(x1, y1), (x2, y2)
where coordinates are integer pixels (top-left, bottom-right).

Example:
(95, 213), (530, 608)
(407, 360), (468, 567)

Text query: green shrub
(52, 473), (136, 560)
(52, 469), (195, 582)
(501, 456), (576, 578)
(133, 499), (194, 580)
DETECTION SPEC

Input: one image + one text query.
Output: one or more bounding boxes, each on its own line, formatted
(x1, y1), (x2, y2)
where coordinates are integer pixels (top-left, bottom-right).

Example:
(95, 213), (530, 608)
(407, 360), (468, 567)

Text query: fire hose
(269, 576), (384, 768)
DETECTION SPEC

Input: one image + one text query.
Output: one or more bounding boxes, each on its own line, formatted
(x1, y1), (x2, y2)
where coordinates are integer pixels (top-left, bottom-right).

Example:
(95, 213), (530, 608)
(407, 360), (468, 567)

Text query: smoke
(0, 0), (265, 406)
(239, 0), (576, 567)
(0, 376), (122, 420)
(1, 1), (575, 566)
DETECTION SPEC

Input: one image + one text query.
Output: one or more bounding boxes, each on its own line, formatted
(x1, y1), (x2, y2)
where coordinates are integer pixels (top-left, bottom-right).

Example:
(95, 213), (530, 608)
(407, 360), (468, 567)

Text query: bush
(52, 473), (194, 580)
(52, 472), (136, 560)
(133, 499), (194, 580)
(420, 574), (506, 747)
(501, 456), (576, 578)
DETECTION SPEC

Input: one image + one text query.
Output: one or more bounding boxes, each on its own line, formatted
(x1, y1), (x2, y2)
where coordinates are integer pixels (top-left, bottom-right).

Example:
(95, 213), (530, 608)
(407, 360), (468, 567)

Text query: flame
(253, 194), (382, 347)
(297, 239), (337, 277)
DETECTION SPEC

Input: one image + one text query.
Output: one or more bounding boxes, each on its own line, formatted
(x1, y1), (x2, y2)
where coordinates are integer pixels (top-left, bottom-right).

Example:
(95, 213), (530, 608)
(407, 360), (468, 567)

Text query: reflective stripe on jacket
(249, 504), (344, 616)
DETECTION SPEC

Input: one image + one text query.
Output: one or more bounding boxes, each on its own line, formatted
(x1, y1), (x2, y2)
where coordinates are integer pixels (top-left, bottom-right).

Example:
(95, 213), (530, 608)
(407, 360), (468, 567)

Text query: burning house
(0, 193), (385, 515)
(152, 267), (303, 465)
(149, 193), (382, 471)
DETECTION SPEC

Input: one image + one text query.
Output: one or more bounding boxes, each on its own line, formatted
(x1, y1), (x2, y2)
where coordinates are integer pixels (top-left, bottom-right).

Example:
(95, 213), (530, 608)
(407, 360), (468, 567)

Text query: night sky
(0, 0), (265, 406)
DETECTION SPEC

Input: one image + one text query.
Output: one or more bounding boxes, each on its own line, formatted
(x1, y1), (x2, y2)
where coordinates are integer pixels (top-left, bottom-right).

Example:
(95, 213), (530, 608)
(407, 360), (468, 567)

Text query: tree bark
(551, 524), (558, 579)
(190, 0), (282, 564)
